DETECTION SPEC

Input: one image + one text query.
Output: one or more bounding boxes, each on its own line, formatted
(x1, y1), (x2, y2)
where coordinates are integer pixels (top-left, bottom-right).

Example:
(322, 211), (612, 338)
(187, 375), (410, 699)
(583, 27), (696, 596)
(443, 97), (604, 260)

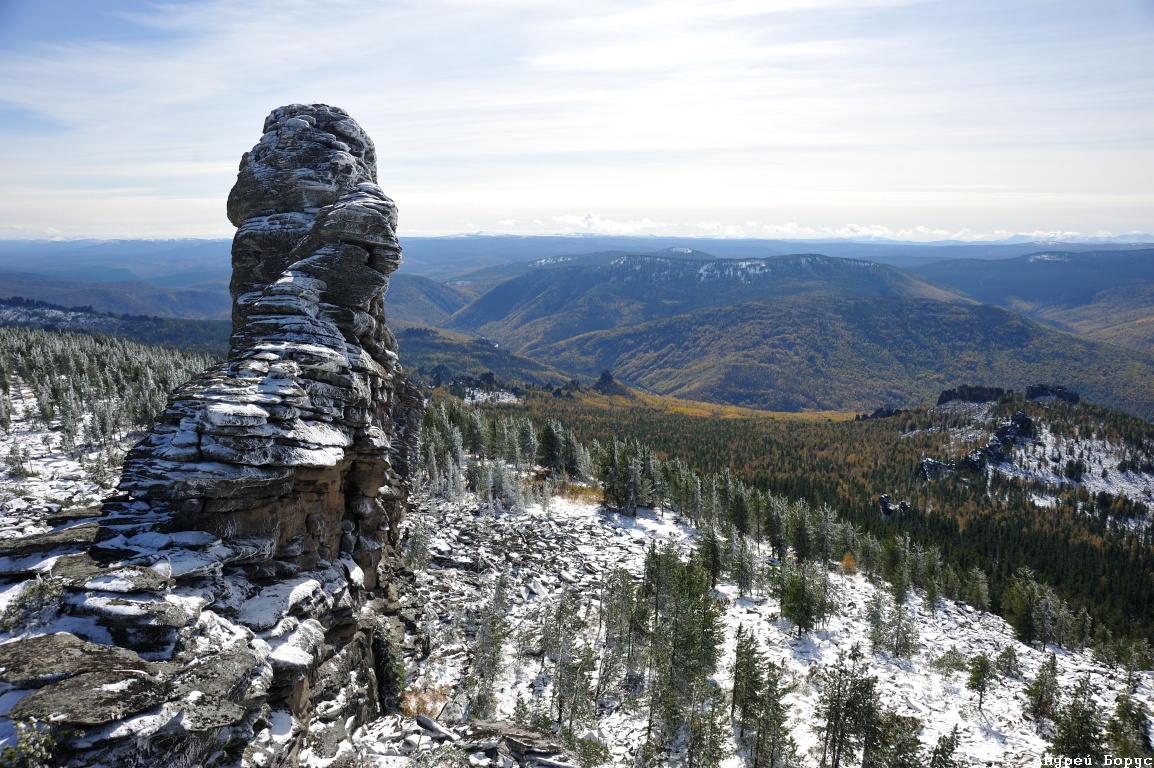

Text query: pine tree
(1003, 567), (1041, 644)
(1049, 676), (1105, 760)
(816, 646), (878, 768)
(994, 645), (1022, 679)
(963, 567), (990, 612)
(732, 624), (764, 736)
(730, 536), (756, 597)
(1025, 652), (1061, 726)
(928, 726), (962, 768)
(776, 558), (835, 635)
(697, 526), (725, 589)
(1106, 688), (1153, 757)
(864, 712), (923, 768)
(747, 658), (799, 768)
(966, 653), (995, 711)
(470, 572), (509, 718)
(866, 589), (888, 653)
(889, 602), (919, 659)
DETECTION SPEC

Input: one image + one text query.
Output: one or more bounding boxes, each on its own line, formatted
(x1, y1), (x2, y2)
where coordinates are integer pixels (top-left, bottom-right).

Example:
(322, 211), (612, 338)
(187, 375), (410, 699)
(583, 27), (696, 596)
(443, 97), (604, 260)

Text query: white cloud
(697, 221), (749, 237)
(553, 212), (672, 234)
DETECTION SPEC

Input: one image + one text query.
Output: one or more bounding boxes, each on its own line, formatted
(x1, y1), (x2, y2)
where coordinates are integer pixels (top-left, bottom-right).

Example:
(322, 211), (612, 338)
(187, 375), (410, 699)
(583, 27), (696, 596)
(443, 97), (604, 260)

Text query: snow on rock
(0, 104), (423, 768)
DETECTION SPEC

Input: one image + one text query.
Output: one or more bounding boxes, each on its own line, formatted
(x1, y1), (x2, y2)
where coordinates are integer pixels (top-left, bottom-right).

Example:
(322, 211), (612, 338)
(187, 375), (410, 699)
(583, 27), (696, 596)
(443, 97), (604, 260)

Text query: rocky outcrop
(936, 385), (1006, 406)
(0, 105), (422, 767)
(985, 411), (1034, 465)
(1026, 384), (1080, 405)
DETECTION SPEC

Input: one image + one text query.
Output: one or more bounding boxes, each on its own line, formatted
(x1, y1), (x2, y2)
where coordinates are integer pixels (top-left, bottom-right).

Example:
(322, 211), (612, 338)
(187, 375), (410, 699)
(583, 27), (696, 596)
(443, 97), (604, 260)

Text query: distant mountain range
(2, 235), (1150, 281)
(0, 269), (230, 319)
(448, 253), (971, 349)
(3, 238), (1154, 418)
(437, 252), (1154, 416)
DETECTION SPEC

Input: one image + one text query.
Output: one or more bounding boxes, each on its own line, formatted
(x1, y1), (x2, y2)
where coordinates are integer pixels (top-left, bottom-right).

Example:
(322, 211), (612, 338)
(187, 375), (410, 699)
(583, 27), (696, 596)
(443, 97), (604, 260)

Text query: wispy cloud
(0, 0), (1151, 238)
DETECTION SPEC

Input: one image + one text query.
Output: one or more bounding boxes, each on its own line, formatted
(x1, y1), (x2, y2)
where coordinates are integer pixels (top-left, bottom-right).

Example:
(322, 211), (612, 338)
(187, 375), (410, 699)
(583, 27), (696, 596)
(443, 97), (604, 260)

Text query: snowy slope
(0, 385), (112, 541)
(354, 492), (1150, 767)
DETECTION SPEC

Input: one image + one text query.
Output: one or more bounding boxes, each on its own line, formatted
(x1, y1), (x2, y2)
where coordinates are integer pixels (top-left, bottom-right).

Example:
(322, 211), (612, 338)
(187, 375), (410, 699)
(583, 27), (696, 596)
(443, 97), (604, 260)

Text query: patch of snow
(99, 679), (135, 693)
(464, 389), (520, 405)
(239, 578), (324, 631)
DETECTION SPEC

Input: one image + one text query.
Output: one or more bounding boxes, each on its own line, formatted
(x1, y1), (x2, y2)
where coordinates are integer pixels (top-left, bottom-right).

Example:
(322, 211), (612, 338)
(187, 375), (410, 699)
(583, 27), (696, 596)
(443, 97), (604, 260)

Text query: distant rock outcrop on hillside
(1026, 384), (1080, 404)
(0, 105), (422, 767)
(936, 385), (1007, 406)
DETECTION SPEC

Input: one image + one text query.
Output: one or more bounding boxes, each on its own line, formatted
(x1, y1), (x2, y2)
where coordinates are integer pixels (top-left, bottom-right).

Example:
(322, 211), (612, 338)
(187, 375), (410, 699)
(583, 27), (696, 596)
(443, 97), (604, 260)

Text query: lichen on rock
(0, 104), (423, 767)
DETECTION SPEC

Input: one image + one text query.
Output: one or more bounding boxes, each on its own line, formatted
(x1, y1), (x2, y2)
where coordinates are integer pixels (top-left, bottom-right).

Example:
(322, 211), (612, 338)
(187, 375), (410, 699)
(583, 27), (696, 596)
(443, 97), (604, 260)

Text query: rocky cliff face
(0, 104), (422, 767)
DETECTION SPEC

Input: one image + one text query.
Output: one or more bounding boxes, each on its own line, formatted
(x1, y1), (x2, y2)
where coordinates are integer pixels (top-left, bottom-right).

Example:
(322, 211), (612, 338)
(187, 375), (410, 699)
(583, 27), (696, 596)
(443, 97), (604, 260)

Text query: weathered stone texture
(0, 104), (422, 767)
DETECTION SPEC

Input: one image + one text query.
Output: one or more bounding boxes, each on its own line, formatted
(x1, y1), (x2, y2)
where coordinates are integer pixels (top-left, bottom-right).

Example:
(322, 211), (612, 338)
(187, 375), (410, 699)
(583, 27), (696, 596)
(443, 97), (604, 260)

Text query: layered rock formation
(0, 104), (422, 766)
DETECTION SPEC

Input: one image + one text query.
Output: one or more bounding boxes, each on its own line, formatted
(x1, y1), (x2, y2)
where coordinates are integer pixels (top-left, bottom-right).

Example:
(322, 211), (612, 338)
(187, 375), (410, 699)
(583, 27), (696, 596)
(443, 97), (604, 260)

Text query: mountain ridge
(449, 252), (972, 350)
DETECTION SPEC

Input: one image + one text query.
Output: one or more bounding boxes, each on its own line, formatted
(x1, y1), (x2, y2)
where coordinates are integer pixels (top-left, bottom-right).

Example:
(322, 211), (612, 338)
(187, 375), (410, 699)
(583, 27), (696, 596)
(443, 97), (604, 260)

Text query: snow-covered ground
(927, 401), (1154, 524)
(355, 493), (1150, 767)
(0, 386), (113, 541)
(994, 423), (1154, 509)
(465, 388), (522, 406)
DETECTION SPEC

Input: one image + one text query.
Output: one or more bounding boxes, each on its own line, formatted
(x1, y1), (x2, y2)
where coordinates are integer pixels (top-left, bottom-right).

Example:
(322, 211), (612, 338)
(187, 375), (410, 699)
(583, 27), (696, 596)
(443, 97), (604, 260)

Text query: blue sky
(0, 0), (1151, 240)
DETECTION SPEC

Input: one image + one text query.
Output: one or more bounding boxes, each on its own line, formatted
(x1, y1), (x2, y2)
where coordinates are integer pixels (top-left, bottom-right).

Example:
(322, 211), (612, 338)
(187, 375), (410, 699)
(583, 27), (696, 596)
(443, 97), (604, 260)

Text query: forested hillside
(432, 253), (1154, 418)
(0, 270), (230, 319)
(392, 325), (567, 386)
(0, 327), (217, 478)
(0, 297), (229, 355)
(448, 253), (970, 349)
(534, 296), (1154, 417)
(915, 249), (1154, 356)
(386, 274), (472, 326)
(465, 384), (1154, 643)
(401, 388), (1153, 765)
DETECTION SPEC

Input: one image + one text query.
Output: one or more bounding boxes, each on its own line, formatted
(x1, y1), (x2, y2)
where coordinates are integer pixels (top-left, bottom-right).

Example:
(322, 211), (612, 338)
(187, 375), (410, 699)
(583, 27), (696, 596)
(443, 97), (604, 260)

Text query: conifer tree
(966, 653), (995, 711)
(1049, 676), (1105, 760)
(863, 712), (923, 768)
(995, 645), (1022, 679)
(776, 558), (834, 635)
(749, 666), (799, 768)
(928, 726), (962, 768)
(1003, 567), (1041, 644)
(470, 572), (509, 718)
(816, 646), (878, 768)
(1106, 688), (1154, 757)
(1025, 652), (1061, 726)
(732, 624), (764, 735)
(963, 567), (990, 612)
